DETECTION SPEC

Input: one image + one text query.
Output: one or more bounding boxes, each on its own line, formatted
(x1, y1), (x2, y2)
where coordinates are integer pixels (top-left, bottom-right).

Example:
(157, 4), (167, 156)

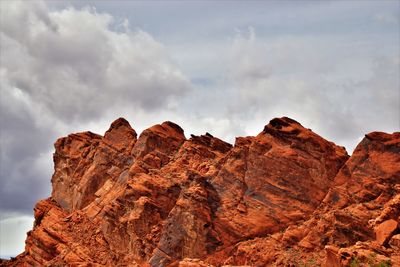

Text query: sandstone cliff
(2, 117), (399, 267)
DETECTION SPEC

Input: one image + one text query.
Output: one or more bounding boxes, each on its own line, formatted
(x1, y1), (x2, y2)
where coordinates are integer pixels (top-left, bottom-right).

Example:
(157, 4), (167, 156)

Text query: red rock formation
(2, 117), (399, 267)
(217, 130), (400, 267)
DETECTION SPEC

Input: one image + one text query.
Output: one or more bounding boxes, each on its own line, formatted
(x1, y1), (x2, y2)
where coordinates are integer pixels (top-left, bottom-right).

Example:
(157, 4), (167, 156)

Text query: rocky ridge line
(1, 117), (399, 267)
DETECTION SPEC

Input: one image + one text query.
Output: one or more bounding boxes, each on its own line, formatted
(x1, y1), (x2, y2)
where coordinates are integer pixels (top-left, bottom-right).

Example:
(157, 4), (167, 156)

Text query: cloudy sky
(0, 0), (399, 258)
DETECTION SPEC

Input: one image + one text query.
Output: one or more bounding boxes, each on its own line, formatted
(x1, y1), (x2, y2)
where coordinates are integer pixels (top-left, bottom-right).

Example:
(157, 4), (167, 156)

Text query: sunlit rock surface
(2, 118), (399, 267)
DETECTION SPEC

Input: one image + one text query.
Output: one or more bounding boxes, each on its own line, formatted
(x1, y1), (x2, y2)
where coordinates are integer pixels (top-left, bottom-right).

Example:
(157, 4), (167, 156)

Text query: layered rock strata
(2, 117), (399, 267)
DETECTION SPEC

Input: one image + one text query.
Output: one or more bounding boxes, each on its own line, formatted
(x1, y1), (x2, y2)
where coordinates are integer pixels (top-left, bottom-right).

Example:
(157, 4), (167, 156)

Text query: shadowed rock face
(2, 117), (399, 267)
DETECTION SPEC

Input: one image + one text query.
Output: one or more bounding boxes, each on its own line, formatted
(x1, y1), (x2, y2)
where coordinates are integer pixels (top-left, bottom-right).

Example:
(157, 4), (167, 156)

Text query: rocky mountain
(2, 117), (399, 267)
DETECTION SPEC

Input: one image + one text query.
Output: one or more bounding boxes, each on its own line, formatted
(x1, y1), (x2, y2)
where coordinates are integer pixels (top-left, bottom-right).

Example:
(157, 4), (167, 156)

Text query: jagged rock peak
(364, 131), (400, 143)
(103, 117), (137, 151)
(107, 117), (133, 131)
(54, 131), (101, 150)
(261, 116), (348, 158)
(352, 131), (400, 157)
(270, 116), (301, 127)
(262, 116), (305, 135)
(189, 132), (232, 154)
(161, 121), (185, 135)
(131, 121), (186, 169)
(143, 121), (186, 140)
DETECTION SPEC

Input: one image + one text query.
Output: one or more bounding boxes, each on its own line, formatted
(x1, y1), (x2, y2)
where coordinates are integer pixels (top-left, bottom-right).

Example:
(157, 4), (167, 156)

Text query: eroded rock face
(217, 131), (400, 267)
(51, 118), (137, 211)
(2, 117), (399, 267)
(210, 117), (348, 247)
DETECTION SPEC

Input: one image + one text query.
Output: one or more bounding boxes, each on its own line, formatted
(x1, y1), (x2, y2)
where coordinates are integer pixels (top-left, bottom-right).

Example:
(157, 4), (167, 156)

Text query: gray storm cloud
(0, 1), (191, 216)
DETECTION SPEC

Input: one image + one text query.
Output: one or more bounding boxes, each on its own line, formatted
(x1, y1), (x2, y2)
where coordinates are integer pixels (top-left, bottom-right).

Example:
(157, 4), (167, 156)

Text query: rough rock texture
(216, 130), (400, 267)
(2, 117), (399, 267)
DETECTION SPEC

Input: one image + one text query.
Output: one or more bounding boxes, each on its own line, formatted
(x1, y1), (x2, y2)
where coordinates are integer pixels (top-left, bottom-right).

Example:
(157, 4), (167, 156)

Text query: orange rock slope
(2, 117), (399, 267)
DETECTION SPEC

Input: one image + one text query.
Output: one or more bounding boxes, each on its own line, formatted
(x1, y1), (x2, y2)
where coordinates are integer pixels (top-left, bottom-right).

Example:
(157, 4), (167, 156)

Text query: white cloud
(213, 28), (398, 152)
(0, 214), (34, 258)
(1, 1), (191, 123)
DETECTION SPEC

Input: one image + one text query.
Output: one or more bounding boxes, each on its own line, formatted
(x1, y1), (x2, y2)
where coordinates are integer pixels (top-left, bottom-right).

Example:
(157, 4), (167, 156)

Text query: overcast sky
(0, 0), (399, 258)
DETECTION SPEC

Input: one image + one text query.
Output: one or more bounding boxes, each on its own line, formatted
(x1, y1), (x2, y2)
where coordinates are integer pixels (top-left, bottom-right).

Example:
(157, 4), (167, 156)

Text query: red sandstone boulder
(375, 219), (398, 246)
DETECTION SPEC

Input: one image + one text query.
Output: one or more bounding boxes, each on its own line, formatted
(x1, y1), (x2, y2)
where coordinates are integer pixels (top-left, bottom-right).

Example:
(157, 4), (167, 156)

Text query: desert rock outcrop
(2, 117), (399, 267)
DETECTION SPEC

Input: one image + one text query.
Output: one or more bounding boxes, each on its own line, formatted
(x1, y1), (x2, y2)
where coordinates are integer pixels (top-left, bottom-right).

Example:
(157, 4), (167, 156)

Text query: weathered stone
(2, 118), (399, 267)
(375, 219), (399, 246)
